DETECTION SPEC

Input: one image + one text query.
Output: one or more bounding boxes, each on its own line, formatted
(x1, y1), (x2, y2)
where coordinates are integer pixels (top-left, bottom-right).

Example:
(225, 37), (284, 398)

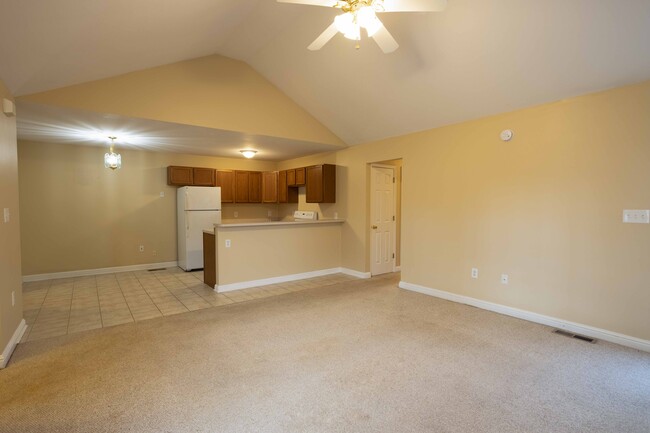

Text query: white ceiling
(16, 102), (340, 161)
(3, 0), (650, 146)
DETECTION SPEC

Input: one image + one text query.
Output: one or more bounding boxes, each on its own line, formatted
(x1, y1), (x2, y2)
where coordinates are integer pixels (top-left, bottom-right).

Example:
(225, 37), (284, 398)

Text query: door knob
(371, 225), (378, 229)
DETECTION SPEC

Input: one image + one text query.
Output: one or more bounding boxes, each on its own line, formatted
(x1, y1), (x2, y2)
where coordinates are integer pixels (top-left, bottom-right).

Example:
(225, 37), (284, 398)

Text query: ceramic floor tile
(68, 321), (103, 334)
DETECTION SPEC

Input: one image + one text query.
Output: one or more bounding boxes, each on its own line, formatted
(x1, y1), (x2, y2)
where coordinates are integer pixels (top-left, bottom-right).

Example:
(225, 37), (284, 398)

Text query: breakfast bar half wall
(203, 219), (367, 292)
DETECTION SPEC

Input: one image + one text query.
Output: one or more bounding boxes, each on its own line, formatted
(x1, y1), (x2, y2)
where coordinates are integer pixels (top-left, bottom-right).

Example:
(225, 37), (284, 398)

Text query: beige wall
(19, 55), (344, 147)
(215, 223), (342, 286)
(330, 81), (650, 341)
(16, 78), (650, 342)
(18, 140), (278, 275)
(0, 79), (23, 353)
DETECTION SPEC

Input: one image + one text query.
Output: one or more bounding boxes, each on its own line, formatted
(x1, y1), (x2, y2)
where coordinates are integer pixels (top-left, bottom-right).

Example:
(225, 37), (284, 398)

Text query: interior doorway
(369, 160), (401, 276)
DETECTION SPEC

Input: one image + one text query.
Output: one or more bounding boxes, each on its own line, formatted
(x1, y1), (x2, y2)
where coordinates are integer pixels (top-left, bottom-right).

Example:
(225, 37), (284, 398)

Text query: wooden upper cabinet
(168, 166), (216, 186)
(235, 171), (250, 203)
(193, 167), (216, 186)
(278, 170), (288, 203)
(287, 169), (296, 186)
(306, 164), (336, 203)
(295, 167), (306, 185)
(249, 171), (262, 203)
(216, 170), (235, 203)
(167, 166), (193, 186)
(262, 171), (278, 203)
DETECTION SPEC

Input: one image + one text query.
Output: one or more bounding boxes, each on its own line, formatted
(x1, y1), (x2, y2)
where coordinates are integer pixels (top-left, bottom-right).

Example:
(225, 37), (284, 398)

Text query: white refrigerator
(177, 186), (222, 271)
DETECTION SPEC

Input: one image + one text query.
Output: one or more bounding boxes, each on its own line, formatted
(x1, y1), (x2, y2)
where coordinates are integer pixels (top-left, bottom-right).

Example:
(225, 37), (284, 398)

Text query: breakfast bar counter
(204, 219), (344, 292)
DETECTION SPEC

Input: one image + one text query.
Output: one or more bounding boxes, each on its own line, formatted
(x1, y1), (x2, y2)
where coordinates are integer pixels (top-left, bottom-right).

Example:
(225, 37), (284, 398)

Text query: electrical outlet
(234, 212), (238, 218)
(139, 245), (145, 253)
(623, 210), (650, 224)
(3, 208), (9, 223)
(225, 239), (231, 248)
(12, 291), (15, 307)
(159, 191), (165, 198)
(501, 274), (509, 285)
(334, 212), (339, 220)
(471, 268), (479, 279)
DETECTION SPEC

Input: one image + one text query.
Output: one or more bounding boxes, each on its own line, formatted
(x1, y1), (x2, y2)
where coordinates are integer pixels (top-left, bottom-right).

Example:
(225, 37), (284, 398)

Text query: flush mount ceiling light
(104, 136), (122, 170)
(240, 149), (258, 158)
(278, 0), (447, 53)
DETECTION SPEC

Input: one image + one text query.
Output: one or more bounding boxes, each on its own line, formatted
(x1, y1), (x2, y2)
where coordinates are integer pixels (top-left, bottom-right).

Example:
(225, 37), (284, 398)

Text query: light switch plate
(3, 208), (9, 223)
(471, 268), (479, 279)
(623, 210), (650, 224)
(225, 239), (231, 248)
(501, 274), (509, 285)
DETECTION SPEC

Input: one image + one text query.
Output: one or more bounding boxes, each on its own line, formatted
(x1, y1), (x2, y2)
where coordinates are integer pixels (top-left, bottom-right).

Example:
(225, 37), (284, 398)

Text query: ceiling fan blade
(308, 22), (339, 51)
(371, 23), (399, 53)
(277, 0), (338, 6)
(381, 0), (447, 12)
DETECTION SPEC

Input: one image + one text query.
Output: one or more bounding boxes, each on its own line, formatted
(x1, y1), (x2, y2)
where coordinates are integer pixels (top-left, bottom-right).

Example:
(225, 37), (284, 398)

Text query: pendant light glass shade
(104, 136), (122, 170)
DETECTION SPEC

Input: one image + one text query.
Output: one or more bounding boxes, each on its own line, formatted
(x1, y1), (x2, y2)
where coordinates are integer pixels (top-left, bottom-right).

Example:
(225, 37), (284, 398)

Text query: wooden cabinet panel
(167, 166), (193, 186)
(249, 171), (262, 203)
(193, 168), (216, 186)
(295, 167), (306, 185)
(262, 171), (278, 203)
(306, 164), (336, 203)
(278, 171), (288, 203)
(235, 171), (250, 203)
(216, 170), (235, 203)
(203, 232), (216, 288)
(287, 169), (296, 186)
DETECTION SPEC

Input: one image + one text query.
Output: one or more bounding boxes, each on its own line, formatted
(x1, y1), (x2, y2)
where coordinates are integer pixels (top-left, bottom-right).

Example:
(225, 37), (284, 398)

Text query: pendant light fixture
(104, 136), (122, 170)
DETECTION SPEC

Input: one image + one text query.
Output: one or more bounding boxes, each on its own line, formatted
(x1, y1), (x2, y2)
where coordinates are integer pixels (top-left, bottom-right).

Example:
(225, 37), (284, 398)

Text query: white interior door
(370, 165), (395, 276)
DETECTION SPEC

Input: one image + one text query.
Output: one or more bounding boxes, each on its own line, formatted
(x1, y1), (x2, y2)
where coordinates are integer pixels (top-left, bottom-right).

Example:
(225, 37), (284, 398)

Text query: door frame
(369, 163), (398, 276)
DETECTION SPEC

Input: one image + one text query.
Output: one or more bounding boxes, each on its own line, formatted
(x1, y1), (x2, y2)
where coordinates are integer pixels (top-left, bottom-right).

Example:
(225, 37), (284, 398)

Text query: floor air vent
(553, 329), (596, 344)
(147, 268), (167, 272)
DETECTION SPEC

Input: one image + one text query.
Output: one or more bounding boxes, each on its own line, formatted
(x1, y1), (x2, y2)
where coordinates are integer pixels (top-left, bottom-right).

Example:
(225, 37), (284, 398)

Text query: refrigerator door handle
(186, 211), (190, 237)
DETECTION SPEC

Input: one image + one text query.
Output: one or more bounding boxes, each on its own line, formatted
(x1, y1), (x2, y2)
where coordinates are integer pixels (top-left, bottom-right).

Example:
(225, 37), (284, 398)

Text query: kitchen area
(172, 163), (347, 293)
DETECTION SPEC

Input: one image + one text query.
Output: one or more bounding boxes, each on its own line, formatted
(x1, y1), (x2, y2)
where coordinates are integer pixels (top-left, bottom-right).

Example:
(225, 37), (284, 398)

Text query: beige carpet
(1, 274), (649, 433)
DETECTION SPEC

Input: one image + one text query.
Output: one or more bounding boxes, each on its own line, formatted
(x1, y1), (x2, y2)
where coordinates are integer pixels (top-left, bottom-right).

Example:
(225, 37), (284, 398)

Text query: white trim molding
(1, 319), (27, 368)
(215, 267), (371, 293)
(340, 268), (372, 279)
(22, 261), (179, 282)
(399, 281), (650, 353)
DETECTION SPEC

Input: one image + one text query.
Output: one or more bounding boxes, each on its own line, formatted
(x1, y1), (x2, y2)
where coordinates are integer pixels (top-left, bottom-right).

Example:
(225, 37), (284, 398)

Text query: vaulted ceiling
(2, 0), (650, 146)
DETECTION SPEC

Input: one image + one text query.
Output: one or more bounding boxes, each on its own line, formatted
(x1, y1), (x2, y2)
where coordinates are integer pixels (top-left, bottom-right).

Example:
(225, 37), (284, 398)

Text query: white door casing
(370, 165), (395, 276)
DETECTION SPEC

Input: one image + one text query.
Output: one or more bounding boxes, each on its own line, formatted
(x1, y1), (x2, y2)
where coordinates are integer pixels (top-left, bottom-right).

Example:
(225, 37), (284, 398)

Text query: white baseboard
(399, 281), (650, 353)
(215, 267), (370, 293)
(22, 261), (179, 282)
(340, 268), (372, 279)
(1, 319), (27, 368)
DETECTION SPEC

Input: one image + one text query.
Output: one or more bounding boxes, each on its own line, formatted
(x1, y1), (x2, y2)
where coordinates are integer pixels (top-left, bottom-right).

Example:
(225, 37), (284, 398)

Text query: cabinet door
(295, 167), (306, 185)
(193, 168), (216, 186)
(306, 164), (336, 203)
(278, 170), (288, 203)
(167, 166), (193, 186)
(287, 169), (296, 186)
(249, 171), (262, 203)
(306, 165), (323, 203)
(235, 171), (250, 203)
(216, 170), (235, 203)
(262, 172), (278, 203)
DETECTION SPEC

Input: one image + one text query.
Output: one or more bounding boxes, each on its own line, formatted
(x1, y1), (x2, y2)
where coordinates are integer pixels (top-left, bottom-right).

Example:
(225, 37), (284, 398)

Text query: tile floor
(21, 268), (360, 342)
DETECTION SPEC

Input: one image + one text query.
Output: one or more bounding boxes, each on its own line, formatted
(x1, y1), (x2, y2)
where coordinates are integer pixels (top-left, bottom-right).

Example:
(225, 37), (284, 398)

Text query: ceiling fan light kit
(278, 0), (447, 53)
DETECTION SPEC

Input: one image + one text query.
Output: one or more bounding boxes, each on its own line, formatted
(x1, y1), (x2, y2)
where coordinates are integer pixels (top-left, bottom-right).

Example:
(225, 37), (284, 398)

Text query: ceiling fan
(277, 0), (447, 53)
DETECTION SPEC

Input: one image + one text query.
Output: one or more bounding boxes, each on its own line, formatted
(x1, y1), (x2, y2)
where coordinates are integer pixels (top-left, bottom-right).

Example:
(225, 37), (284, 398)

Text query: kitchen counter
(217, 219), (344, 228)
(205, 219), (345, 292)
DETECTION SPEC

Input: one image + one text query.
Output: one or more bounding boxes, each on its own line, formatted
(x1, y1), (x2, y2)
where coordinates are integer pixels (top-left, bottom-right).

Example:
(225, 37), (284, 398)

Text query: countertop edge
(215, 219), (345, 229)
